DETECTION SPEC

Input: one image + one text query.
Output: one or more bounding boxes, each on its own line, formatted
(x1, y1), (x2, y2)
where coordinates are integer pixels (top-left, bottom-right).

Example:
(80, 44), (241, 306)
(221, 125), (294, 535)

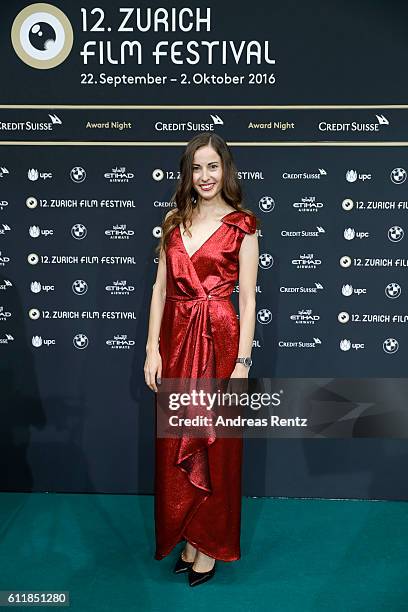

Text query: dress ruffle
(173, 212), (256, 492)
(222, 210), (257, 235)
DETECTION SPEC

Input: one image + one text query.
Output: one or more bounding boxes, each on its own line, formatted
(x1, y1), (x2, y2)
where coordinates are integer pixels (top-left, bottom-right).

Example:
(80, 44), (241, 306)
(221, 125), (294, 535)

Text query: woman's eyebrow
(193, 161), (219, 166)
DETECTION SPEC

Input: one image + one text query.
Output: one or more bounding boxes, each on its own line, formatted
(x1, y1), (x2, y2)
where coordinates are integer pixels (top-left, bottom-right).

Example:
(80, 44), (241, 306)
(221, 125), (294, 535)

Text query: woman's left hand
(230, 364), (250, 378)
(226, 363), (249, 397)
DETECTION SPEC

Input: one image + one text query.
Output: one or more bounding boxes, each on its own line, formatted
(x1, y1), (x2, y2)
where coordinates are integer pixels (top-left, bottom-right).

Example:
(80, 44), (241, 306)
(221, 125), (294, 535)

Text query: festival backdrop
(1, 0), (408, 499)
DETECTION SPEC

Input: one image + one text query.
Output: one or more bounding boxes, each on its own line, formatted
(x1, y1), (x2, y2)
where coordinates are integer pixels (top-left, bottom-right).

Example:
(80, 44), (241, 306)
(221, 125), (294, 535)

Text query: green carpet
(0, 493), (406, 611)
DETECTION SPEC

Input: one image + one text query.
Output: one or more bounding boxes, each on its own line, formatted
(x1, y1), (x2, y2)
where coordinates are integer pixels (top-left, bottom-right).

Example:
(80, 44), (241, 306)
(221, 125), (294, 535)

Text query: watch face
(244, 357), (252, 367)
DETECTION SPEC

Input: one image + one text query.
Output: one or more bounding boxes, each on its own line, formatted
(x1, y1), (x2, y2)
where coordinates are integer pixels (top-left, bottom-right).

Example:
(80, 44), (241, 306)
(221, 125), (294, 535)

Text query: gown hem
(154, 534), (241, 562)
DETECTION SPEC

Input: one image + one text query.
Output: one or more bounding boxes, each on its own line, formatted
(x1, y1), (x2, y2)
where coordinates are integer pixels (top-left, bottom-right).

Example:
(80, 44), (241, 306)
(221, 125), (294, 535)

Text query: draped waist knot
(166, 294), (230, 302)
(164, 294), (231, 379)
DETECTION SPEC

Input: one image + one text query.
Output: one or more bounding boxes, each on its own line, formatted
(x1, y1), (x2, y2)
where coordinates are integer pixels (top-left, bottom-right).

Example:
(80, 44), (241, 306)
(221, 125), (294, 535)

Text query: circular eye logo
(12, 3), (73, 69)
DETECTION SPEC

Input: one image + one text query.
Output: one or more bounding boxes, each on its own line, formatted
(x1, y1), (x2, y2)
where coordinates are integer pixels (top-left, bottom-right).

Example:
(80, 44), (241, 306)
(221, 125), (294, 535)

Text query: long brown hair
(155, 132), (259, 256)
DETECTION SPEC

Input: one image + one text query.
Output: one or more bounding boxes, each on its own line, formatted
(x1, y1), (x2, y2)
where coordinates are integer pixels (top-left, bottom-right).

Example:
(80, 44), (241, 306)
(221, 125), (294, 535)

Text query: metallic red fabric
(154, 210), (257, 562)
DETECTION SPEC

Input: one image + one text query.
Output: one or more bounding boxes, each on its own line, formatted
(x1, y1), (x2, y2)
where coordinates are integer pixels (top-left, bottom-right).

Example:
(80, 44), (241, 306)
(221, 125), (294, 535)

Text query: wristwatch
(236, 357), (252, 368)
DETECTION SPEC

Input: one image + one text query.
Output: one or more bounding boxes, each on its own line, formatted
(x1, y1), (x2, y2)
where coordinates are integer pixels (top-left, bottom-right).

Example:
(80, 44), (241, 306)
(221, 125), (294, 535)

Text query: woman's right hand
(144, 346), (162, 393)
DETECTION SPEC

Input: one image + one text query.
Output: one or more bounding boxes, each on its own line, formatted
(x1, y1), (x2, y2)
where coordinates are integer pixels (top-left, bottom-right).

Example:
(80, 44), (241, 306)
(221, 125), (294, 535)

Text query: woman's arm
(146, 245), (167, 353)
(144, 210), (174, 392)
(232, 230), (259, 377)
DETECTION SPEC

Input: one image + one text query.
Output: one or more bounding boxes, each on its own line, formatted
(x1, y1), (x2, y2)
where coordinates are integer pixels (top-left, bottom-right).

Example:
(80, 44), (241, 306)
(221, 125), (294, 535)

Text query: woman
(144, 132), (259, 586)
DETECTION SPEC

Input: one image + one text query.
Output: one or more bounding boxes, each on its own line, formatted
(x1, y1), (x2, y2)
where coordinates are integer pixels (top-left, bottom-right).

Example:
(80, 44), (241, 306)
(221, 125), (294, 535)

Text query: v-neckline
(178, 211), (236, 260)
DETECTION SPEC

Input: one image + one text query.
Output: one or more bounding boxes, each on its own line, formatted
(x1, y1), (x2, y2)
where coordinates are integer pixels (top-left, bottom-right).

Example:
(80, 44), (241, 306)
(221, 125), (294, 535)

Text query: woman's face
(192, 144), (223, 201)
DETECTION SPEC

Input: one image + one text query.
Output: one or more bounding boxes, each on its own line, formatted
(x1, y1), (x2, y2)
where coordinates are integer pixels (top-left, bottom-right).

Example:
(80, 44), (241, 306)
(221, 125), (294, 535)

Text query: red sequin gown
(154, 210), (257, 562)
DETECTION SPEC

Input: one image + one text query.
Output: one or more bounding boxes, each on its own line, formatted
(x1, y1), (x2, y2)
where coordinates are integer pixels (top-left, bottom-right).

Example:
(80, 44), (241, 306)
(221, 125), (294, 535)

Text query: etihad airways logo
(104, 167), (135, 183)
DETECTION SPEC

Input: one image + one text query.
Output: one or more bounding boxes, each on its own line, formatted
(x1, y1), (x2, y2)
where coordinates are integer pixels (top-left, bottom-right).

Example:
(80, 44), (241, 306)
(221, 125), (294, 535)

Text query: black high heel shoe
(173, 550), (195, 574)
(188, 561), (216, 587)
